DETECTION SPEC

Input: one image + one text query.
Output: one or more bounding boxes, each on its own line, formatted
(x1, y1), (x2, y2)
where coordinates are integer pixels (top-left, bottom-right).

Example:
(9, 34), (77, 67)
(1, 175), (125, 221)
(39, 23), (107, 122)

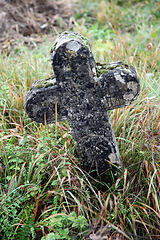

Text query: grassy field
(0, 0), (160, 239)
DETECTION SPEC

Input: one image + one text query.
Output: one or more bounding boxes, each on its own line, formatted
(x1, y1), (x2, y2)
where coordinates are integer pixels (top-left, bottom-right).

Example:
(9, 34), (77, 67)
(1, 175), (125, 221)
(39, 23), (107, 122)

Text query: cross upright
(25, 32), (140, 185)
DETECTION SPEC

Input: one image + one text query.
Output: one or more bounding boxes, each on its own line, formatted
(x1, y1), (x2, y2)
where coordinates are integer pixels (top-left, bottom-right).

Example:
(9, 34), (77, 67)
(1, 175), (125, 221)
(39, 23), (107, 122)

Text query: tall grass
(0, 0), (160, 239)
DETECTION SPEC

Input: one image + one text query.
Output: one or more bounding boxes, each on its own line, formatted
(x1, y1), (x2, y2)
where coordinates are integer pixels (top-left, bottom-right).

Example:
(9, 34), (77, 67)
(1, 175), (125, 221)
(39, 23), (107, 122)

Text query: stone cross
(25, 32), (140, 185)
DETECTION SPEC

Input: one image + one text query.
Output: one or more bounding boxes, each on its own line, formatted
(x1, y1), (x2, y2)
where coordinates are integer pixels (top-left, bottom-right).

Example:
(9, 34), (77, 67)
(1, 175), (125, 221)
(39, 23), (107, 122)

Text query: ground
(0, 0), (73, 53)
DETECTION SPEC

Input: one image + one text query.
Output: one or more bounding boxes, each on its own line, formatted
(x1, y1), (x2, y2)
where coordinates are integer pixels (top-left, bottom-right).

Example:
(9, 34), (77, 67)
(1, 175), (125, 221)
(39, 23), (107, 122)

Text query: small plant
(41, 212), (88, 240)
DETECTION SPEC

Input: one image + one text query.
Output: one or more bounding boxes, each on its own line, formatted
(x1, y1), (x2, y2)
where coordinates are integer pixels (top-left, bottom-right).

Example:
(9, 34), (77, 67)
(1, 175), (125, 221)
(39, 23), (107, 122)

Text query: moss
(96, 61), (131, 77)
(33, 75), (56, 90)
(51, 32), (91, 53)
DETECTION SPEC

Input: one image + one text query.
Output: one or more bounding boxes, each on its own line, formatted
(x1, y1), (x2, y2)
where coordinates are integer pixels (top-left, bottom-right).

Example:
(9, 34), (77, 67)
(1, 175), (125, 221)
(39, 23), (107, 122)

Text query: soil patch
(0, 0), (74, 53)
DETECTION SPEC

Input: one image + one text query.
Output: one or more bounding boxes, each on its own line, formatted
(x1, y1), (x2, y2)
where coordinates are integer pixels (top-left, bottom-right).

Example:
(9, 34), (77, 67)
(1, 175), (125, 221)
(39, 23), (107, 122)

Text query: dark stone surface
(25, 32), (140, 185)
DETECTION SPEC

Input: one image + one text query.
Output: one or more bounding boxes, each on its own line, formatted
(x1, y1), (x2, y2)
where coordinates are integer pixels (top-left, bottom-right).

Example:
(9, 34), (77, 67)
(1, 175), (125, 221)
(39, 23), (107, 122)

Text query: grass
(0, 0), (160, 239)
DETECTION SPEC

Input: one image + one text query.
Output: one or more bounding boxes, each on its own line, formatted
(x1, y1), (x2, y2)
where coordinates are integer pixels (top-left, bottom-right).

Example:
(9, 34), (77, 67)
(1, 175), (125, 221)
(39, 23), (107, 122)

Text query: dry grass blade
(33, 189), (40, 222)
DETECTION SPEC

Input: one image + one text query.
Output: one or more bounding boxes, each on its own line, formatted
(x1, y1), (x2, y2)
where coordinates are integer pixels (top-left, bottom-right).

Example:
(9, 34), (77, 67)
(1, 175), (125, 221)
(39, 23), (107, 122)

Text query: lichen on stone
(25, 31), (140, 187)
(33, 75), (56, 89)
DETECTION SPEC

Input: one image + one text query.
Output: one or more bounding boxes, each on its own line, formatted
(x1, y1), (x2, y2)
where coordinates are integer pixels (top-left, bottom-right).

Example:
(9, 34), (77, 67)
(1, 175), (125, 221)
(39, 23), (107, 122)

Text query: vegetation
(0, 0), (159, 239)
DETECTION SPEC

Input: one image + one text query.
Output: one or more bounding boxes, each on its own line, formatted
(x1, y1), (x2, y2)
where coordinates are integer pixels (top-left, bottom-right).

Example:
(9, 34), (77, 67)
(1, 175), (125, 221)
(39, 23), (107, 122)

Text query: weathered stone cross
(25, 32), (140, 185)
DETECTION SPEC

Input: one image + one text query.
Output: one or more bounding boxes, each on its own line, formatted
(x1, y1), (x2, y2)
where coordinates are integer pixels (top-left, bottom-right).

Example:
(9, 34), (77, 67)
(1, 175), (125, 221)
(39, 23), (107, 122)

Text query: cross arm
(92, 61), (140, 110)
(25, 76), (67, 124)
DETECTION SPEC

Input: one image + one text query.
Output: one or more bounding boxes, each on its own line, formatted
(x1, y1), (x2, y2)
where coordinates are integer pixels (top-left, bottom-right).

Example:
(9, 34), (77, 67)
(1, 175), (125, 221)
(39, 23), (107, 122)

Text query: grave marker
(25, 32), (140, 184)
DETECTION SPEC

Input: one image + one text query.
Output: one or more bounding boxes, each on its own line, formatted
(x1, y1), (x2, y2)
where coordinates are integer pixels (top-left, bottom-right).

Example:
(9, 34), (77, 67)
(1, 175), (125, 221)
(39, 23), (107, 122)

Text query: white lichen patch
(66, 41), (81, 52)
(108, 153), (117, 163)
(50, 51), (55, 63)
(122, 68), (131, 74)
(114, 73), (126, 84)
(124, 93), (134, 101)
(127, 81), (138, 92)
(46, 78), (56, 84)
(63, 65), (71, 72)
(92, 67), (97, 76)
(93, 76), (100, 82)
(52, 36), (73, 51)
(109, 62), (120, 67)
(123, 81), (138, 101)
